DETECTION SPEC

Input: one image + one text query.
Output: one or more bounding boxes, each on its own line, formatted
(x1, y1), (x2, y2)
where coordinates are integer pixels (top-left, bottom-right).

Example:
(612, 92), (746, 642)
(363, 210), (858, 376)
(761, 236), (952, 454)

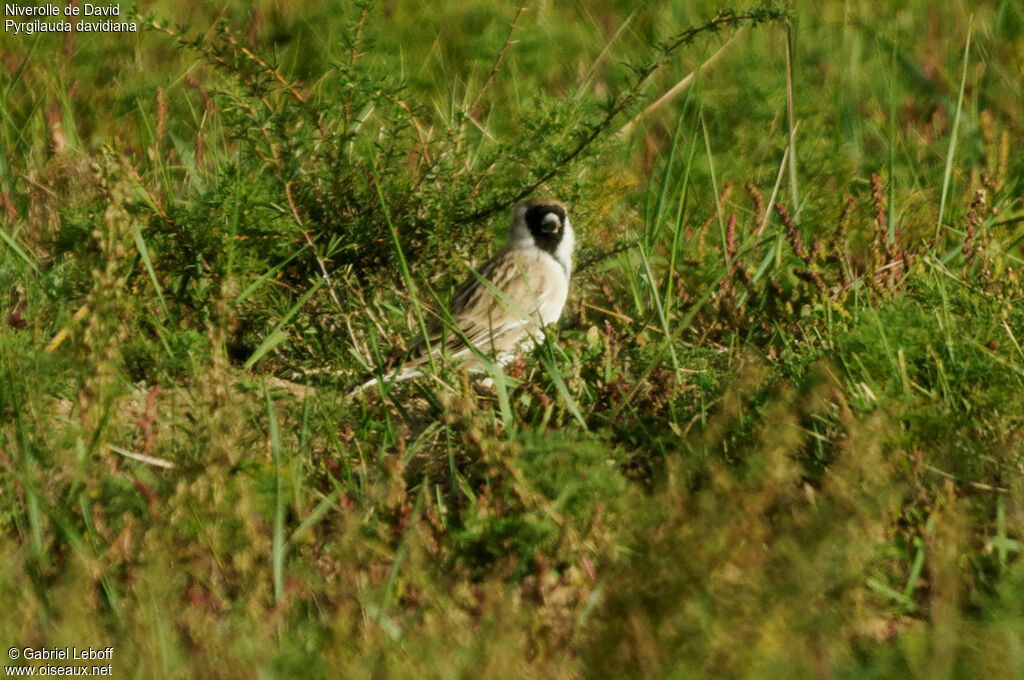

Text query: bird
(356, 197), (575, 392)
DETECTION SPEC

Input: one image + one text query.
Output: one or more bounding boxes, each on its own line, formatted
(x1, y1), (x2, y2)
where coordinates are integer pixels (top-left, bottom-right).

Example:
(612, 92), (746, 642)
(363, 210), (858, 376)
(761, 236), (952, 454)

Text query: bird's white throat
(551, 219), (574, 277)
(508, 213), (574, 277)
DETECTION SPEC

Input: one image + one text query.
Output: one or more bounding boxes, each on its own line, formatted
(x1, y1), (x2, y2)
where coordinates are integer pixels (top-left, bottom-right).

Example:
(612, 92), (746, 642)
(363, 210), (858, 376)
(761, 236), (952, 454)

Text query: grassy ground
(2, 0), (1024, 677)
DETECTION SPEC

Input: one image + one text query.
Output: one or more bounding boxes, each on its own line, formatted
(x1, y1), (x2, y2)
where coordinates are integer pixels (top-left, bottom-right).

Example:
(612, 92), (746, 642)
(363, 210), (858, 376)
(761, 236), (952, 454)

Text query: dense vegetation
(2, 0), (1023, 676)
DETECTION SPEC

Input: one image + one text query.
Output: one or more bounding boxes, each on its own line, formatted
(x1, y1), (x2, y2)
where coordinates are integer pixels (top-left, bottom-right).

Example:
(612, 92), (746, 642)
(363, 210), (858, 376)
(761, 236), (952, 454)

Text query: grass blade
(265, 383), (286, 604)
(0, 224), (38, 273)
(132, 223), (169, 319)
(244, 280), (323, 369)
(935, 23), (972, 238)
(541, 357), (588, 430)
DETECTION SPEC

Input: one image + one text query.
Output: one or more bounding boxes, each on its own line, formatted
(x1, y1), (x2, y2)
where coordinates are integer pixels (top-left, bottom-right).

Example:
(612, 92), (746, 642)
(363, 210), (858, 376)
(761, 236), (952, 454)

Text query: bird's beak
(541, 214), (562, 233)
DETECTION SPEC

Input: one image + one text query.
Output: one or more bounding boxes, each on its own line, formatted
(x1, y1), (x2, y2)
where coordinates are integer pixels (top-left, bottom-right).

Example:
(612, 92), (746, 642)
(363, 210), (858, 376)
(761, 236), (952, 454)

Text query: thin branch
(344, 2), (371, 133)
(470, 4), (527, 113)
(577, 238), (640, 273)
(458, 7), (788, 224)
(220, 31), (308, 105)
(755, 120), (795, 236)
(109, 445), (176, 470)
(784, 23), (799, 215)
(618, 29), (742, 137)
(284, 182), (343, 309)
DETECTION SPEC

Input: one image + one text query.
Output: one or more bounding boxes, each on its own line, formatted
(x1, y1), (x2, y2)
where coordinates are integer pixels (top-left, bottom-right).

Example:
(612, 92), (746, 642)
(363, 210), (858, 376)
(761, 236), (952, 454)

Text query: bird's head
(510, 198), (568, 245)
(508, 197), (575, 274)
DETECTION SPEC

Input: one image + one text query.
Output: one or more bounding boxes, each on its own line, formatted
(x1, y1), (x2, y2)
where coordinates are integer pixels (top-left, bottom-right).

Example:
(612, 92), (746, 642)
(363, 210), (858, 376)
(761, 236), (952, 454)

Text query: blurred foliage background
(2, 0), (1024, 677)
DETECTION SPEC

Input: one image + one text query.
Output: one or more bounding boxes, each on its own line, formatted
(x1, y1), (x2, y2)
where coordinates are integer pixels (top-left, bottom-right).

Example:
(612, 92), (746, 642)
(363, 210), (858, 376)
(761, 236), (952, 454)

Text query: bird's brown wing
(403, 249), (558, 368)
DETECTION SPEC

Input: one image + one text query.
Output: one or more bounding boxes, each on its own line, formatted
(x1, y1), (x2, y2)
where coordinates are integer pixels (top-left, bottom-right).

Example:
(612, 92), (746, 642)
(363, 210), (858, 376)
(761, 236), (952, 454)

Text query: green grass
(2, 0), (1024, 677)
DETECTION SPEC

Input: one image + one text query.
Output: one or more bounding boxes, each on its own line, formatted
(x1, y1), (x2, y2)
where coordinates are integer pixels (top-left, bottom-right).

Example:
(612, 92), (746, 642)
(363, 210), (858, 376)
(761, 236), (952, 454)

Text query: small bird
(357, 197), (575, 391)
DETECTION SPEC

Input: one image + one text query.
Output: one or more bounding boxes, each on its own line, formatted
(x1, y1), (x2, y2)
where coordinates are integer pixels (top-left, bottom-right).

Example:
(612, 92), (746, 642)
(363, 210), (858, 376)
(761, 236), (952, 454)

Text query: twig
(458, 7), (788, 224)
(144, 18), (277, 118)
(379, 92), (432, 164)
(350, 3), (369, 68)
(916, 458), (1007, 493)
(618, 29), (742, 137)
(832, 258), (906, 297)
(109, 444), (176, 470)
(342, 3), (371, 164)
(284, 182), (343, 309)
(784, 24), (799, 214)
(576, 239), (639, 272)
(125, 163), (197, 250)
(576, 9), (638, 99)
(221, 31), (308, 105)
(755, 122), (795, 236)
(470, 4), (527, 113)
